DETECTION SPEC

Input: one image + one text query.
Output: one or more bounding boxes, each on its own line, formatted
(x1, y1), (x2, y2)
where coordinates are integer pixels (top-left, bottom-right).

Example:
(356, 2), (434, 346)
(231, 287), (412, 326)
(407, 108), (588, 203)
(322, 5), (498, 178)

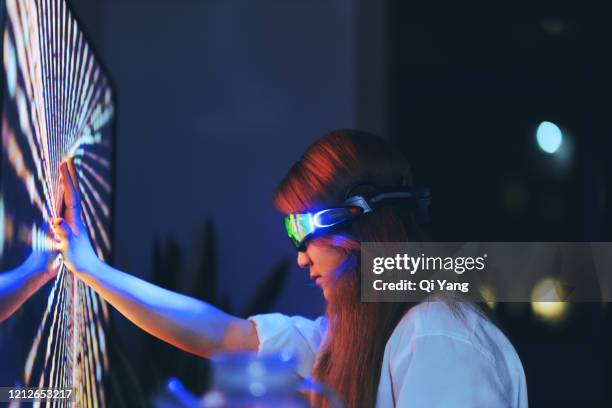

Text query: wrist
(73, 252), (105, 278)
(17, 260), (50, 289)
(21, 254), (47, 277)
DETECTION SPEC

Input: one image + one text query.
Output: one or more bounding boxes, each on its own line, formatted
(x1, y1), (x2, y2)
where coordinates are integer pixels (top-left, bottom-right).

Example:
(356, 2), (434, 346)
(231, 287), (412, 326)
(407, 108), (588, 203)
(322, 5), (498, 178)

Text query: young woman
(53, 130), (527, 407)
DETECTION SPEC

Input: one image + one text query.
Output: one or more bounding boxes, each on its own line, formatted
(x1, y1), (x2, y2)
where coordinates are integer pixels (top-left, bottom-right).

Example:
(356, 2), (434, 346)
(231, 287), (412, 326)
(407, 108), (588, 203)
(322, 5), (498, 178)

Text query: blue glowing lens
(284, 207), (362, 249)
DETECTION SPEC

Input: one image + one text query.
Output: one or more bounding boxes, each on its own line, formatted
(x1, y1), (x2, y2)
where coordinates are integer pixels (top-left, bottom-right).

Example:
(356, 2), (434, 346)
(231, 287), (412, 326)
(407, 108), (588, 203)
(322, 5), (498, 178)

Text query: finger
(67, 161), (85, 230)
(51, 219), (61, 235)
(51, 218), (72, 237)
(51, 226), (67, 240)
(51, 228), (63, 241)
(51, 217), (68, 233)
(54, 239), (67, 253)
(51, 238), (63, 252)
(60, 164), (84, 232)
(60, 160), (81, 206)
(52, 235), (68, 253)
(66, 158), (80, 192)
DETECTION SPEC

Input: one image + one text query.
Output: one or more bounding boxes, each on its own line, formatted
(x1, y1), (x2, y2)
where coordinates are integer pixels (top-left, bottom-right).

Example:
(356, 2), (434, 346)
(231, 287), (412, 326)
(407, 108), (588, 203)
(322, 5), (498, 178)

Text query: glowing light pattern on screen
(1, 0), (114, 406)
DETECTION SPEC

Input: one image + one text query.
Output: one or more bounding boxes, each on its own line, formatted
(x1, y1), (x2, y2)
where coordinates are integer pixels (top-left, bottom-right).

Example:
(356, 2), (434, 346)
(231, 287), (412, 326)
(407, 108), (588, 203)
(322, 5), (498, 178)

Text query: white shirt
(249, 301), (528, 407)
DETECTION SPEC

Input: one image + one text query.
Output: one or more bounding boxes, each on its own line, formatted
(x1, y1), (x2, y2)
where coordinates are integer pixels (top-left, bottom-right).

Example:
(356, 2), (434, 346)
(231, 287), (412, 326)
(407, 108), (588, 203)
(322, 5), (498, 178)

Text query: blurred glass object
(202, 352), (344, 408)
(154, 377), (201, 408)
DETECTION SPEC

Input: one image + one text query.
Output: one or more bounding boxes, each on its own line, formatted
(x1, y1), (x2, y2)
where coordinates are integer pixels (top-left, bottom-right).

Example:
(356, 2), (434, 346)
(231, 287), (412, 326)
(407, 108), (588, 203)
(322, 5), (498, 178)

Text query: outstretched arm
(53, 159), (258, 357)
(0, 248), (56, 323)
(65, 261), (257, 357)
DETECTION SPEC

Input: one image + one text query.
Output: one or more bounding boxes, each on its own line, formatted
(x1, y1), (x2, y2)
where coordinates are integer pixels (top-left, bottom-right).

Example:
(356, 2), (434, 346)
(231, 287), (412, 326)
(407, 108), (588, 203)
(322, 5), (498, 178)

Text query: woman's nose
(297, 250), (312, 269)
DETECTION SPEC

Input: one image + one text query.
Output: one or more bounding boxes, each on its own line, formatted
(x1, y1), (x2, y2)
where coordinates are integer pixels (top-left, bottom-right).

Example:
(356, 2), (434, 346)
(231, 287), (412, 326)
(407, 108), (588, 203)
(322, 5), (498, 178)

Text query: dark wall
(388, 2), (611, 406)
(70, 0), (360, 315)
(68, 0), (361, 378)
(389, 2), (611, 243)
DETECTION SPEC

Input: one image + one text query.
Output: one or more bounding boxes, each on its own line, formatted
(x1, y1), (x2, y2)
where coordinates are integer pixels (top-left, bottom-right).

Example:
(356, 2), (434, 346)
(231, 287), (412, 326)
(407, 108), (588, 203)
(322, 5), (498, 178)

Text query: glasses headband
(283, 187), (430, 250)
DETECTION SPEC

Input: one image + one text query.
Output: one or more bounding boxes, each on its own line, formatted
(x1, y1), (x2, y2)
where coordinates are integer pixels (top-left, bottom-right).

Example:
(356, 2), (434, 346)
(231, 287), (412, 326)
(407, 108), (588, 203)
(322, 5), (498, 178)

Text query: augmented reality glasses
(283, 187), (430, 251)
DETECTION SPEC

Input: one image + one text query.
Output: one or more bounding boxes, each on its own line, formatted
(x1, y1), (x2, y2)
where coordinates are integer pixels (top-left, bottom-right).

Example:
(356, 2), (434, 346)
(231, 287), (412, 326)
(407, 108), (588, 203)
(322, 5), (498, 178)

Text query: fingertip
(67, 159), (78, 183)
(60, 164), (68, 183)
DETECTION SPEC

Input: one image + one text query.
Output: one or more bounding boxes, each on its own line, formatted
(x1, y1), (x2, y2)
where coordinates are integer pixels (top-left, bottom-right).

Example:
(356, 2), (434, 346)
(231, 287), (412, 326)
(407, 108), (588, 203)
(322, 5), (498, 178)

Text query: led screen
(0, 0), (114, 405)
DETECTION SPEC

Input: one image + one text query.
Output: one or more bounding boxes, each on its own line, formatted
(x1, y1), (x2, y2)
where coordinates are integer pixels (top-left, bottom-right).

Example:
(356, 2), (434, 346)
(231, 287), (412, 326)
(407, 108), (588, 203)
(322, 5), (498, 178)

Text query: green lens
(284, 213), (315, 248)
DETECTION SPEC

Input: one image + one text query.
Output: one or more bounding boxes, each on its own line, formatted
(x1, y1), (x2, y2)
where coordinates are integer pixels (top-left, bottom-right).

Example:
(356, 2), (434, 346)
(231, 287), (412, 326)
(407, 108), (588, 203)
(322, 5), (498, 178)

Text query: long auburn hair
(274, 130), (427, 407)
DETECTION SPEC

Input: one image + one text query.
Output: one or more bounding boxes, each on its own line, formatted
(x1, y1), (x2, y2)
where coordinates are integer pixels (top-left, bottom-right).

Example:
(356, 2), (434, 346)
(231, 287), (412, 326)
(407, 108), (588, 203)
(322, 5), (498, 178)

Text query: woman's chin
(322, 287), (331, 301)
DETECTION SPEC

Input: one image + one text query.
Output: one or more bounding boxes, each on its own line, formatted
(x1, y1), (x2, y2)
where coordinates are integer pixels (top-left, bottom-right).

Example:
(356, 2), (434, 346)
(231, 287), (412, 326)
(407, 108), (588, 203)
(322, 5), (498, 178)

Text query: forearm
(75, 261), (258, 357)
(0, 264), (53, 323)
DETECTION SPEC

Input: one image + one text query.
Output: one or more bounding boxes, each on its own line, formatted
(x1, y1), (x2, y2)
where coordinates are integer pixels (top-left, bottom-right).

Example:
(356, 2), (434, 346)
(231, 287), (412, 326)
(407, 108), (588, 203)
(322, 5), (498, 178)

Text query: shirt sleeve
(391, 334), (510, 408)
(248, 313), (327, 378)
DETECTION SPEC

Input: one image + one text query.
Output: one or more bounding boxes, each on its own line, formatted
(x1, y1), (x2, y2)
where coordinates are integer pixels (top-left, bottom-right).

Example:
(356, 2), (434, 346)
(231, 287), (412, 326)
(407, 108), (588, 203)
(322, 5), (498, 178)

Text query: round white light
(536, 121), (563, 154)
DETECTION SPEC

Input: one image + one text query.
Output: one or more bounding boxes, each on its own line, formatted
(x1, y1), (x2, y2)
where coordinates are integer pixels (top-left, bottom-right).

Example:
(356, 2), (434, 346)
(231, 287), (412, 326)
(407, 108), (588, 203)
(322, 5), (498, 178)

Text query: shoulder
(389, 301), (483, 343)
(387, 300), (525, 385)
(381, 302), (528, 407)
(248, 313), (328, 378)
(248, 313), (328, 345)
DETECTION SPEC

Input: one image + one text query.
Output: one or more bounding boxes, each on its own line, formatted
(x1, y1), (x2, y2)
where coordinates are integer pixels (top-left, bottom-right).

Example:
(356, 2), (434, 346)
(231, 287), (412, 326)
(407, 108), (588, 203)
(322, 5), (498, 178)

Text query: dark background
(62, 0), (612, 406)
